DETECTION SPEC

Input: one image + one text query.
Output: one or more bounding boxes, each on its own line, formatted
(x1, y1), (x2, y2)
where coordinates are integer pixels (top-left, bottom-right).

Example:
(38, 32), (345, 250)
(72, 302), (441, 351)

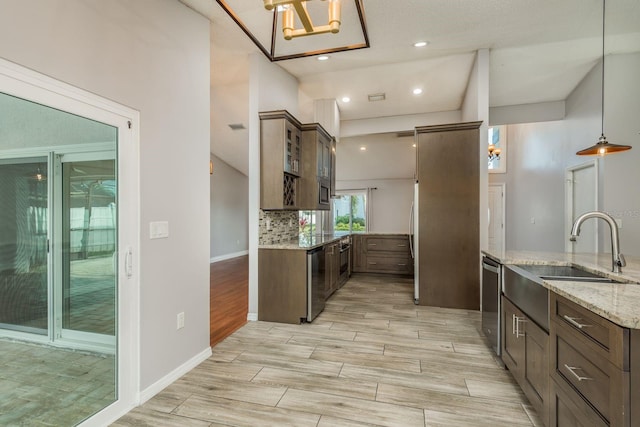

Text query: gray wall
(0, 0), (211, 390)
(210, 154), (248, 260)
(491, 52), (640, 256)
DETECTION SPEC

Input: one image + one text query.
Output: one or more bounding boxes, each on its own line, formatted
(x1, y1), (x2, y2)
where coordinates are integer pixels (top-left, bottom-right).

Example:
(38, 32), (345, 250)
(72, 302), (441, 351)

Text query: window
(333, 192), (367, 232)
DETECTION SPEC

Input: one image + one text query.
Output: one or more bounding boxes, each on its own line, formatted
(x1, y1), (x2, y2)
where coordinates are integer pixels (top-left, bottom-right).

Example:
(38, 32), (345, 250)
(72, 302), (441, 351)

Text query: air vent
(368, 93), (386, 102)
(228, 123), (246, 130)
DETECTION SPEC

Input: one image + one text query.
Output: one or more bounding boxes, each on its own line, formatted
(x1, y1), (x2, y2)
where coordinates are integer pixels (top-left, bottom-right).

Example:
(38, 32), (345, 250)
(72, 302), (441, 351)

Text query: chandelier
(264, 0), (342, 40)
(488, 144), (501, 162)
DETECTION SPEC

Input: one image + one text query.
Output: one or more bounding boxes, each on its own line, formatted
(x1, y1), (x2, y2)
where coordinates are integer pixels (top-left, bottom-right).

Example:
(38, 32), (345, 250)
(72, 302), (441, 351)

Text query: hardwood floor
(113, 273), (543, 427)
(209, 255), (249, 347)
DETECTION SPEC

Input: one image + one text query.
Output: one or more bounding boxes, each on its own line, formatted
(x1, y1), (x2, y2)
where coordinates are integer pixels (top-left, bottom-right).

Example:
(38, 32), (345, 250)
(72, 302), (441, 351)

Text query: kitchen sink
(513, 264), (618, 283)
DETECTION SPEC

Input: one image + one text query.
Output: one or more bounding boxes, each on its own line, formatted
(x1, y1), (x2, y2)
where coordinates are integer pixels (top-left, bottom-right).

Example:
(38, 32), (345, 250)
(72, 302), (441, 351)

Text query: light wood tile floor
(113, 273), (543, 427)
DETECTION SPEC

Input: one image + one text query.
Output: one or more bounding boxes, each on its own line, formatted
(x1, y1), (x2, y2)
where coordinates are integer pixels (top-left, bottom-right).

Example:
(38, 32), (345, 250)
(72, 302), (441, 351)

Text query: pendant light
(576, 0), (632, 156)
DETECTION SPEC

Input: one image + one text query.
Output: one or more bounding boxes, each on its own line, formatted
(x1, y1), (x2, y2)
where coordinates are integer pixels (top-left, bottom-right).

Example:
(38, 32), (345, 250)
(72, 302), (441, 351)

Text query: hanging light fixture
(488, 144), (501, 161)
(576, 0), (632, 156)
(264, 0), (342, 40)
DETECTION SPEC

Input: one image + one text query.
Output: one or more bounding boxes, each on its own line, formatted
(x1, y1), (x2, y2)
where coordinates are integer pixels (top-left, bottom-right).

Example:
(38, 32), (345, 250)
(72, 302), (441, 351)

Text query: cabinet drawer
(365, 236), (410, 253)
(556, 334), (611, 421)
(552, 293), (628, 369)
(366, 256), (413, 274)
(550, 378), (607, 427)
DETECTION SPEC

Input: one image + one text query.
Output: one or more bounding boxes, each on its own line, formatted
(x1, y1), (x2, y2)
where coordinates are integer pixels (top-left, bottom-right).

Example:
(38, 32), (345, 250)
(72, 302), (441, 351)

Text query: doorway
(565, 161), (598, 253)
(0, 58), (139, 426)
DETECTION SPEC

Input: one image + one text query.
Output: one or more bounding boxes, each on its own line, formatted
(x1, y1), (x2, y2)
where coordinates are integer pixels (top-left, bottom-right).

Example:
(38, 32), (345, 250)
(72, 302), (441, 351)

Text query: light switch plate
(150, 221), (169, 239)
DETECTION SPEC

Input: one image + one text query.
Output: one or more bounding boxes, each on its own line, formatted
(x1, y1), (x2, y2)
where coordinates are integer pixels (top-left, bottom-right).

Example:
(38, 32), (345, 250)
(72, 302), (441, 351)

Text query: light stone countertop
(483, 249), (640, 329)
(259, 232), (409, 251)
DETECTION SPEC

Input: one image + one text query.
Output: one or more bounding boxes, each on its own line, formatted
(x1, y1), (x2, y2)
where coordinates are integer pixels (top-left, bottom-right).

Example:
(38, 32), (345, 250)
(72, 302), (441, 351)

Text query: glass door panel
(0, 157), (49, 334)
(60, 157), (117, 344)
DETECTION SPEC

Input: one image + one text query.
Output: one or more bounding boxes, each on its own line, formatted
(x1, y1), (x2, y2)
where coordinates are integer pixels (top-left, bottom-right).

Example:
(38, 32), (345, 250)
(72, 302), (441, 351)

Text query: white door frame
(565, 160), (599, 253)
(0, 58), (141, 425)
(488, 183), (506, 254)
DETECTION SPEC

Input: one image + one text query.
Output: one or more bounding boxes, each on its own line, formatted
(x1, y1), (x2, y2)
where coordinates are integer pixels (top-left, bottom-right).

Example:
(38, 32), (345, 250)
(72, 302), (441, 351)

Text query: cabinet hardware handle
(515, 316), (526, 337)
(563, 315), (591, 329)
(564, 364), (593, 382)
(512, 313), (517, 335)
(369, 262), (377, 265)
(368, 243), (377, 246)
(398, 263), (406, 266)
(397, 244), (406, 247)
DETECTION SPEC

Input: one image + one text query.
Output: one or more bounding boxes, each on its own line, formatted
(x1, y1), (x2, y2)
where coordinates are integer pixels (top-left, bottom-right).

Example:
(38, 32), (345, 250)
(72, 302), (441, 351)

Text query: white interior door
(488, 184), (505, 254)
(566, 161), (598, 253)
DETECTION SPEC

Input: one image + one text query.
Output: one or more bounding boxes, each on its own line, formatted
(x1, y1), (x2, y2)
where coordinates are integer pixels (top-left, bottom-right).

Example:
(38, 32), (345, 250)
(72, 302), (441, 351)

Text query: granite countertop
(259, 233), (347, 250)
(483, 249), (640, 329)
(259, 232), (410, 251)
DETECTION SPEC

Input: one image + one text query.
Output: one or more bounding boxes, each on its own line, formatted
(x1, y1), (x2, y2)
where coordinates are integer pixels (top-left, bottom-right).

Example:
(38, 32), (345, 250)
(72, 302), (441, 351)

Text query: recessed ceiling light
(413, 88), (423, 95)
(414, 41), (429, 48)
(341, 96), (351, 103)
(317, 55), (330, 61)
(412, 143), (417, 148)
(360, 146), (367, 151)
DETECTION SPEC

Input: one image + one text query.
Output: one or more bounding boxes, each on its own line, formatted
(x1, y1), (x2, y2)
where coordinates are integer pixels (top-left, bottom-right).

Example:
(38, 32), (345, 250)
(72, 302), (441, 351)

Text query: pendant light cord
(601, 0), (605, 137)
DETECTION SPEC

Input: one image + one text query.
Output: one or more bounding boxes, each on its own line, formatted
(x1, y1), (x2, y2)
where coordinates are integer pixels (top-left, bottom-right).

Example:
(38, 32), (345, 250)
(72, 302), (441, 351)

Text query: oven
(339, 237), (350, 284)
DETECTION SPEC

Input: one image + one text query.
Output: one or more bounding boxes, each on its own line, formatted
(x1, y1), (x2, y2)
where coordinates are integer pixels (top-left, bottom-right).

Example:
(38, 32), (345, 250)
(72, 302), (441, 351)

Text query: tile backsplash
(259, 210), (299, 245)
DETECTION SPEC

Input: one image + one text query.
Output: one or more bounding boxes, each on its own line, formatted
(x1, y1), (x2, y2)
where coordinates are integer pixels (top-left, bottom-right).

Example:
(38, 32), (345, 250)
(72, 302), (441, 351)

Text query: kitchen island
(483, 250), (640, 328)
(483, 249), (640, 427)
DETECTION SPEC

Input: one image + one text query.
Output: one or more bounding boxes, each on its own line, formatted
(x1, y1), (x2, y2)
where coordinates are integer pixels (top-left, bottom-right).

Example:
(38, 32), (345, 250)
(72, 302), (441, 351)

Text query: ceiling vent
(368, 93), (386, 102)
(228, 123), (246, 130)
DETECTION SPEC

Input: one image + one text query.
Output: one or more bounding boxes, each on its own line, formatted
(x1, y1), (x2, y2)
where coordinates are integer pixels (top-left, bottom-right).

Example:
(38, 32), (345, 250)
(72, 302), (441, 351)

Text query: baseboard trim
(139, 346), (212, 404)
(247, 312), (258, 321)
(210, 250), (248, 263)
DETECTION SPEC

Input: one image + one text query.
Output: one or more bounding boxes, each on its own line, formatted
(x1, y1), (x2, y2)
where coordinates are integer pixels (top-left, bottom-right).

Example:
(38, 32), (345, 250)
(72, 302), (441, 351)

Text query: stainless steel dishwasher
(481, 255), (502, 356)
(307, 246), (326, 321)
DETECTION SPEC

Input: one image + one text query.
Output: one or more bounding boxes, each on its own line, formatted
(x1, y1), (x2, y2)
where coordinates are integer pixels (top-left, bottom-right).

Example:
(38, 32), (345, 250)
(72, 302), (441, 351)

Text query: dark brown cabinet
(298, 122), (333, 210)
(415, 122), (481, 310)
(352, 234), (412, 275)
(549, 292), (634, 427)
(501, 296), (549, 426)
(259, 111), (302, 210)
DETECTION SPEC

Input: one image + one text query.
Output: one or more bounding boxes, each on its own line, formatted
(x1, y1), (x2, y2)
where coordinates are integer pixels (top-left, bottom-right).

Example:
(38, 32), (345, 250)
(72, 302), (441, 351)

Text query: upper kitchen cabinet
(298, 122), (334, 211)
(260, 110), (303, 210)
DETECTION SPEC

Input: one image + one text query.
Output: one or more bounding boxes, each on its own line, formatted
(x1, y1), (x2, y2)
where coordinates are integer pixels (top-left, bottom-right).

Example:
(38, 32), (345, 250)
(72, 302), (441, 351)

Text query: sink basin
(514, 264), (617, 283)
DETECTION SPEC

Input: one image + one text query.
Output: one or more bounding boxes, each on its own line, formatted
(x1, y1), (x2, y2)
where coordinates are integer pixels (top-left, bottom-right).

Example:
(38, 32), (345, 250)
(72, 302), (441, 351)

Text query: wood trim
(259, 110), (303, 128)
(415, 121), (483, 134)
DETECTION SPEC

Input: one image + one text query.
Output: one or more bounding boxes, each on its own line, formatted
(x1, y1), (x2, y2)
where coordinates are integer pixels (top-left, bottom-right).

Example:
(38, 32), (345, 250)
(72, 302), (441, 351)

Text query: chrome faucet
(570, 211), (626, 273)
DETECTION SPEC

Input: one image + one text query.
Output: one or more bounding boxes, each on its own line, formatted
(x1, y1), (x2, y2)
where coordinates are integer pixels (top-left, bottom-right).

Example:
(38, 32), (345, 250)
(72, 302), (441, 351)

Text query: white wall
(0, 0), (211, 390)
(210, 154), (248, 261)
(247, 53), (300, 320)
(336, 179), (414, 234)
(462, 49), (490, 252)
(490, 52), (640, 256)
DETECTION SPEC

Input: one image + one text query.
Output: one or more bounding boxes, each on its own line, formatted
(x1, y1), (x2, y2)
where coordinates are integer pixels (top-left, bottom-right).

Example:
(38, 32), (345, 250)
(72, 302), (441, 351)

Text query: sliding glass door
(0, 157), (49, 335)
(56, 155), (117, 350)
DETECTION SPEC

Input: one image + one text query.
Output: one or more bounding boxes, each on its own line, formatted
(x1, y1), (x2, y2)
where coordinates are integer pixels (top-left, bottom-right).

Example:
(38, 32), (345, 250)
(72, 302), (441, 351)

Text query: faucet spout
(570, 211), (625, 273)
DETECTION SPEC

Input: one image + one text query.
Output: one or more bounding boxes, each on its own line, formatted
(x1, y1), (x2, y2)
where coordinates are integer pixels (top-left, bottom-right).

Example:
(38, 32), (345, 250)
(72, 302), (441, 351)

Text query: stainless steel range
(339, 236), (350, 285)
